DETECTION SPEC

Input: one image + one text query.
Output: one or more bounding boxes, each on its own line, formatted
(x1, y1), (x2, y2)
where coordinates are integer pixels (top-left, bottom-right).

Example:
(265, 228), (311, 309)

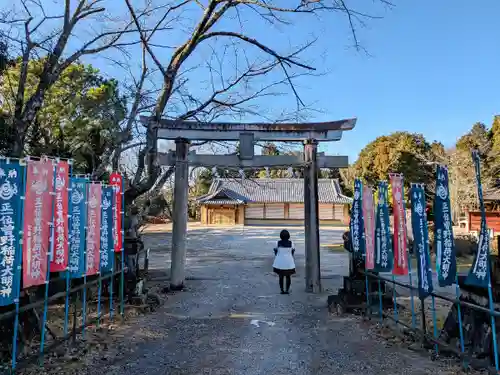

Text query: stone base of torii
(141, 117), (357, 293)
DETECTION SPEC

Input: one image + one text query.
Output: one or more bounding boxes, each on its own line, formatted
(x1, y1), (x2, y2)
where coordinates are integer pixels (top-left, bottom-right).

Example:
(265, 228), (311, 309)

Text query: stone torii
(141, 116), (357, 293)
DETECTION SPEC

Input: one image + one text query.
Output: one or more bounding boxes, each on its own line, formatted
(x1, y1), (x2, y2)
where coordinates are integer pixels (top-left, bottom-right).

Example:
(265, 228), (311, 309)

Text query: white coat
(272, 247), (296, 270)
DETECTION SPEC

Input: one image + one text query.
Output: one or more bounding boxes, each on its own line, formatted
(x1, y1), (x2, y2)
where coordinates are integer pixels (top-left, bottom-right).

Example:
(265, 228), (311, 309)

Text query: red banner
(363, 185), (375, 270)
(23, 159), (55, 288)
(390, 174), (409, 275)
(86, 183), (102, 275)
(50, 161), (69, 272)
(109, 173), (122, 253)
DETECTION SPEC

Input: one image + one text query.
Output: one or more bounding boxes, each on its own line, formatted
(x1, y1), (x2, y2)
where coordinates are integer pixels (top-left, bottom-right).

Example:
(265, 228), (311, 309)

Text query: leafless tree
(117, 0), (393, 206)
(0, 0), (157, 156)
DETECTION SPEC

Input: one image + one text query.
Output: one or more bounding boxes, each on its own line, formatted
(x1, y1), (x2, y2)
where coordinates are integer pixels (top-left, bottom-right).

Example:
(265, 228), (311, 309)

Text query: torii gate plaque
(141, 117), (357, 293)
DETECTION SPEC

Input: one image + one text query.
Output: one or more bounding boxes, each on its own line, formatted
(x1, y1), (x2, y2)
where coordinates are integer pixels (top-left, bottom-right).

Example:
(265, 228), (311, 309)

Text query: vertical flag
(86, 183), (102, 276)
(410, 184), (433, 299)
(22, 159), (54, 288)
(68, 178), (87, 278)
(363, 185), (376, 270)
(374, 181), (393, 272)
(109, 173), (122, 253)
(434, 166), (457, 287)
(100, 187), (115, 273)
(0, 161), (23, 305)
(50, 161), (69, 272)
(466, 151), (490, 288)
(350, 178), (365, 257)
(390, 174), (409, 276)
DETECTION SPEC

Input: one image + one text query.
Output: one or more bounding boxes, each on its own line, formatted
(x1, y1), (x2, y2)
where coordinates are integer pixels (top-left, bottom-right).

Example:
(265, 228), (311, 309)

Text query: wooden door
(211, 209), (235, 225)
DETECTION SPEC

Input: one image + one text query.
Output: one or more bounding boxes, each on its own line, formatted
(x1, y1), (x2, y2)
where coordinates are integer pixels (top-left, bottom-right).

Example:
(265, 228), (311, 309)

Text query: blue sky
(310, 0), (500, 161)
(76, 0), (500, 164)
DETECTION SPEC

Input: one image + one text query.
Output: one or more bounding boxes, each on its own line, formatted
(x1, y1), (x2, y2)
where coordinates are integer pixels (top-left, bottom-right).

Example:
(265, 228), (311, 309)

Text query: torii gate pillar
(170, 138), (190, 290)
(304, 140), (321, 293)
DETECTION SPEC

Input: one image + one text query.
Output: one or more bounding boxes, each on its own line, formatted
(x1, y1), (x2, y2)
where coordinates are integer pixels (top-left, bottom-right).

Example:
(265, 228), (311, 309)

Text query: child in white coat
(273, 230), (296, 294)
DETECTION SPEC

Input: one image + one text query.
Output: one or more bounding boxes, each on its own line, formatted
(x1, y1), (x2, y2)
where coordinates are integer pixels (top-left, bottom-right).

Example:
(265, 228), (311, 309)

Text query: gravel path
(60, 227), (461, 375)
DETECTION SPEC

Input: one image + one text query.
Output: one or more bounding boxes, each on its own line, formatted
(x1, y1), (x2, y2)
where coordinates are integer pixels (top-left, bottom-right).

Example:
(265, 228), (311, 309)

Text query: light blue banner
(68, 178), (87, 278)
(350, 178), (365, 257)
(466, 150), (490, 288)
(374, 181), (393, 272)
(410, 185), (433, 299)
(0, 161), (23, 306)
(100, 187), (114, 273)
(434, 166), (457, 287)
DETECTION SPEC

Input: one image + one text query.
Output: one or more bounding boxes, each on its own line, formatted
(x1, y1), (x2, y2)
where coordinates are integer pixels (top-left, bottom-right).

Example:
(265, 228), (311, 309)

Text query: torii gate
(141, 117), (357, 293)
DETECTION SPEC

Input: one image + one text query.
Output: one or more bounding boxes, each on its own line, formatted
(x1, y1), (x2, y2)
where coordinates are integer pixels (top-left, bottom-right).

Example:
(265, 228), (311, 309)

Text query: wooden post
(170, 138), (190, 290)
(304, 139), (321, 293)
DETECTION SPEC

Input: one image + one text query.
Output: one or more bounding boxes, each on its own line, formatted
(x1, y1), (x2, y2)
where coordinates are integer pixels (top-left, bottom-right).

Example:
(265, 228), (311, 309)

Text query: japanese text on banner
(100, 187), (114, 273)
(109, 173), (122, 253)
(0, 161), (22, 305)
(363, 185), (375, 270)
(390, 175), (408, 276)
(22, 159), (54, 288)
(350, 179), (365, 257)
(68, 178), (87, 278)
(86, 183), (102, 276)
(374, 181), (393, 272)
(466, 150), (490, 288)
(434, 166), (457, 287)
(50, 161), (69, 272)
(410, 185), (433, 299)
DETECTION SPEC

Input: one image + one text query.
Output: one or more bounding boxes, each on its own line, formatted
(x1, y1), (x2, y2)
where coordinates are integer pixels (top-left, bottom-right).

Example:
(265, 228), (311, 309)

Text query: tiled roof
(484, 189), (500, 201)
(202, 199), (241, 205)
(197, 178), (352, 204)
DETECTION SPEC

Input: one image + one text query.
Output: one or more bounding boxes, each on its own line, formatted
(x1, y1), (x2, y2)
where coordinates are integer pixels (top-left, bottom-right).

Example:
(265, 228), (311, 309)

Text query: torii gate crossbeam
(142, 117), (357, 293)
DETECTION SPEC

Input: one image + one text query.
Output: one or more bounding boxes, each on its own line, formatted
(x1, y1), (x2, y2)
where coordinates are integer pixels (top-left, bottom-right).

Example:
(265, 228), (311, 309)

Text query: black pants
(279, 274), (291, 292)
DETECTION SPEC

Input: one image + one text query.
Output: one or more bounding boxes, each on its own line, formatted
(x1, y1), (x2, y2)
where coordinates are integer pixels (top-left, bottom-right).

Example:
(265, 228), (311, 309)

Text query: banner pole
(120, 177), (125, 318)
(10, 158), (27, 372)
(420, 297), (427, 347)
(109, 259), (114, 321)
(430, 295), (439, 356)
(389, 174), (405, 325)
(407, 256), (417, 329)
(63, 162), (73, 338)
(391, 274), (398, 323)
(109, 179), (120, 322)
(377, 278), (383, 321)
(402, 185), (416, 329)
(97, 221), (102, 329)
(40, 161), (57, 359)
(97, 273), (102, 328)
(454, 275), (465, 362)
(487, 272), (499, 371)
(364, 272), (370, 317)
(82, 181), (88, 339)
(362, 184), (374, 318)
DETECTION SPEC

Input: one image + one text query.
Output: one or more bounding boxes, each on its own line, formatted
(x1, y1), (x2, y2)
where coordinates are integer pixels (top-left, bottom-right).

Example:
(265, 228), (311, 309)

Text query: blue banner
(410, 185), (433, 299)
(434, 166), (457, 287)
(100, 187), (114, 273)
(0, 161), (23, 306)
(466, 150), (490, 288)
(374, 181), (393, 272)
(68, 178), (87, 278)
(350, 178), (365, 257)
